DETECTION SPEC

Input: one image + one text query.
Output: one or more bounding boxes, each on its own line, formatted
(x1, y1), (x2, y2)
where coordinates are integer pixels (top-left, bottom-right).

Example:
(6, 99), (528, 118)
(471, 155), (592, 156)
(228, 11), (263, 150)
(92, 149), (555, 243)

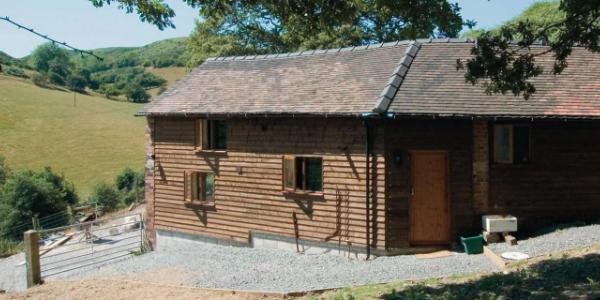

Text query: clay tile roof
(388, 42), (600, 119)
(138, 42), (411, 117)
(139, 39), (600, 119)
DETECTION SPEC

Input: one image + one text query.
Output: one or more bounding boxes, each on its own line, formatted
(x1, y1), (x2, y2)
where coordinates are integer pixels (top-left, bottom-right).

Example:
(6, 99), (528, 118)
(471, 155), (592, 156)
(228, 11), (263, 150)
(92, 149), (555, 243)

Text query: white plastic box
(482, 215), (518, 233)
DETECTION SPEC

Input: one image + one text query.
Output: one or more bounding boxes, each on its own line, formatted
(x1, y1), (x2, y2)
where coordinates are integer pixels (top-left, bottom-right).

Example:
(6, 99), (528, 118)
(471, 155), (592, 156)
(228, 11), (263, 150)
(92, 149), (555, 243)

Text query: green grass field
(146, 66), (189, 97)
(0, 74), (146, 197)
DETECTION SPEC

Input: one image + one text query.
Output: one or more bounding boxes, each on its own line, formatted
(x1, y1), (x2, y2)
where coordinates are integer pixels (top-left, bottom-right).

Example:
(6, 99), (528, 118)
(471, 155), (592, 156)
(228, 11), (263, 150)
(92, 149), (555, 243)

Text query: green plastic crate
(461, 235), (484, 254)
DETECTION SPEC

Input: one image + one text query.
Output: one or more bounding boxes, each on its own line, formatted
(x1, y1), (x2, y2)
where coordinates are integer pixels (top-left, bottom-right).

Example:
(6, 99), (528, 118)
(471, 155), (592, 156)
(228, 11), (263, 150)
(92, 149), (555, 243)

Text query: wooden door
(409, 151), (450, 245)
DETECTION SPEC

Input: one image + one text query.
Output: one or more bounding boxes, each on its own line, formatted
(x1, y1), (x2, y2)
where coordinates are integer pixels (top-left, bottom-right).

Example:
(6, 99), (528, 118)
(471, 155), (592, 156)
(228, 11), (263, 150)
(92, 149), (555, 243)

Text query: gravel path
(3, 222), (599, 293)
(48, 243), (497, 292)
(488, 223), (600, 259)
(0, 253), (26, 292)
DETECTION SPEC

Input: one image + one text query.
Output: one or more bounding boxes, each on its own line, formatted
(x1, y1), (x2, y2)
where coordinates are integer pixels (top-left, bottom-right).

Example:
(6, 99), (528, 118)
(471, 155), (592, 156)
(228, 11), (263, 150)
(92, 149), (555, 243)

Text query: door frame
(408, 150), (452, 246)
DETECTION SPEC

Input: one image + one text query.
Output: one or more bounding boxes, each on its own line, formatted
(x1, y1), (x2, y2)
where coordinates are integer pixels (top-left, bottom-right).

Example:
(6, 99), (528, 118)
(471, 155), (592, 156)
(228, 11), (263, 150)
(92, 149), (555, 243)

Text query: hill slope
(0, 74), (145, 197)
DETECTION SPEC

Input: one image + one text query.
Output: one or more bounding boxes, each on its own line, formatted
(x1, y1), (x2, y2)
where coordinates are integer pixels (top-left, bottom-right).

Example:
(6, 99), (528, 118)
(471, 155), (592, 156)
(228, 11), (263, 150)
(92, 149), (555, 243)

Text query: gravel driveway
(487, 223), (600, 260)
(44, 242), (497, 293)
(3, 222), (597, 293)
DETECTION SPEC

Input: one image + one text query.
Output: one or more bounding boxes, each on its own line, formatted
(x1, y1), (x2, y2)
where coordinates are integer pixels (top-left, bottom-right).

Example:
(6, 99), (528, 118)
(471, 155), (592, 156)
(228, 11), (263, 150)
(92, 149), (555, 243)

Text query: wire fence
(1, 209), (89, 241)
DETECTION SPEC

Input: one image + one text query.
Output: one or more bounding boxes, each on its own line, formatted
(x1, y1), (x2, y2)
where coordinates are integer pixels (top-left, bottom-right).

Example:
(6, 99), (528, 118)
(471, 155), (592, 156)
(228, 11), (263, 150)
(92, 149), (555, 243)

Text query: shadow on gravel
(380, 254), (600, 300)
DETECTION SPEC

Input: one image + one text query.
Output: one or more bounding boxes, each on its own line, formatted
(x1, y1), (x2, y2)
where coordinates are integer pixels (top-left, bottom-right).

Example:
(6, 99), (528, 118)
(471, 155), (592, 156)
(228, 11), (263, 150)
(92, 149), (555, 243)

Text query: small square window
(184, 171), (215, 203)
(493, 124), (531, 164)
(195, 119), (227, 150)
(283, 156), (323, 192)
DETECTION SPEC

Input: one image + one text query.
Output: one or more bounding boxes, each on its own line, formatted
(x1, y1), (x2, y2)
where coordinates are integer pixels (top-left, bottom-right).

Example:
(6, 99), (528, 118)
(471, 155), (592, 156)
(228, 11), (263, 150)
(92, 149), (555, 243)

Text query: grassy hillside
(146, 66), (188, 96)
(0, 74), (145, 197)
(23, 37), (190, 69)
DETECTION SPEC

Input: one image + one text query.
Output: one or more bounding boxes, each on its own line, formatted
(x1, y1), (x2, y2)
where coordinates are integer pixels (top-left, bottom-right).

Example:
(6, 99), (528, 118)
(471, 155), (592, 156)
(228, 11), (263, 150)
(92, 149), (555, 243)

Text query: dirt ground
(0, 279), (285, 300)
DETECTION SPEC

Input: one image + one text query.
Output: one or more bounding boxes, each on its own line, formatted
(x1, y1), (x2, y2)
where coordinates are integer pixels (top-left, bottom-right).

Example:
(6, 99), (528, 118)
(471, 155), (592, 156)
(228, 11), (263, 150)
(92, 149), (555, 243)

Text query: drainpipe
(360, 113), (394, 259)
(362, 115), (373, 260)
(364, 118), (371, 260)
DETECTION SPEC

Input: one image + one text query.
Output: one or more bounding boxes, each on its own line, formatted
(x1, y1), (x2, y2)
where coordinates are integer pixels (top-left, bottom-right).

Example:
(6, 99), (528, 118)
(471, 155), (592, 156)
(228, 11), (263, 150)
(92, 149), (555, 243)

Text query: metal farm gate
(37, 214), (144, 279)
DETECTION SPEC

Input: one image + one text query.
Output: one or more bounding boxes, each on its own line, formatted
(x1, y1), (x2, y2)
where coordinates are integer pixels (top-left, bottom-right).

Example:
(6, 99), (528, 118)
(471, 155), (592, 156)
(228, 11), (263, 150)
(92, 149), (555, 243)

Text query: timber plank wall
(152, 117), (387, 250)
(384, 119), (475, 249)
(489, 121), (600, 229)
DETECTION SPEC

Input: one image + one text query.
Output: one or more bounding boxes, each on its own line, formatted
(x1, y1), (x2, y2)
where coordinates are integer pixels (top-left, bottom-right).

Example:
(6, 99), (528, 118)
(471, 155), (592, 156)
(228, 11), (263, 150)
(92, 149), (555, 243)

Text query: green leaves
(0, 167), (78, 240)
(88, 0), (176, 30)
(463, 0), (600, 99)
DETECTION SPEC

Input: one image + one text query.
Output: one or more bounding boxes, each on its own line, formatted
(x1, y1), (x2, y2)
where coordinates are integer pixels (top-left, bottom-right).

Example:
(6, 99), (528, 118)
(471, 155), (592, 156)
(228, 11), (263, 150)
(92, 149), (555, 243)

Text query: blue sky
(1, 0), (541, 58)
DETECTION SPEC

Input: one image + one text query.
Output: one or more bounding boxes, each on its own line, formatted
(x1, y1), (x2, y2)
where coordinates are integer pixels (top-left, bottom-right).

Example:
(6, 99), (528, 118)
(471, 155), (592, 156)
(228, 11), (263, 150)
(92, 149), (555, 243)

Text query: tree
(88, 0), (472, 65)
(66, 73), (87, 91)
(0, 167), (78, 239)
(115, 168), (144, 205)
(94, 1), (600, 99)
(30, 43), (71, 74)
(89, 182), (120, 212)
(125, 83), (150, 103)
(97, 83), (119, 98)
(459, 0), (600, 99)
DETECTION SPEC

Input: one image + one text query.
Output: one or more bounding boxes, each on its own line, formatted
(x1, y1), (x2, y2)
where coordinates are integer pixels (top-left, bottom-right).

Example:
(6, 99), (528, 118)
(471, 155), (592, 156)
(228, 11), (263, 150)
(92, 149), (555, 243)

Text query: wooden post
(24, 230), (41, 288)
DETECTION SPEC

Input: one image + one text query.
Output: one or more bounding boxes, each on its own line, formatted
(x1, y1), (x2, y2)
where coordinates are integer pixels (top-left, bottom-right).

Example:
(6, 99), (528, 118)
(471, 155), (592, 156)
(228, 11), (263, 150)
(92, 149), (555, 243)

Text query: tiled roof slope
(140, 39), (600, 118)
(388, 42), (600, 118)
(138, 41), (412, 116)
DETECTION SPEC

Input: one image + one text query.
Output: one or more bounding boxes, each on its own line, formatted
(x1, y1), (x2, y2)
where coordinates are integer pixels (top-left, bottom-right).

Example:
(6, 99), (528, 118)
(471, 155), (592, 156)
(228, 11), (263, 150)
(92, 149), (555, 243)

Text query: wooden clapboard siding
(489, 121), (600, 229)
(384, 119), (474, 249)
(152, 117), (386, 249)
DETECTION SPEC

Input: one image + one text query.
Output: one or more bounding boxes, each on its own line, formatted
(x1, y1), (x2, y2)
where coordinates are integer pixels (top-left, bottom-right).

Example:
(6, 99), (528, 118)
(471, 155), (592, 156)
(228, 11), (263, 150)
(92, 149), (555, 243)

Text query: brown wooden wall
(489, 121), (600, 229)
(384, 119), (474, 249)
(151, 117), (387, 249)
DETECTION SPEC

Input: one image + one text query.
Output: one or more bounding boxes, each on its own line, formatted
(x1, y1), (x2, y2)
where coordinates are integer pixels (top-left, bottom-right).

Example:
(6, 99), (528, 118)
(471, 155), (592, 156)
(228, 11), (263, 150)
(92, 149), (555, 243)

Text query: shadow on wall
(380, 253), (600, 299)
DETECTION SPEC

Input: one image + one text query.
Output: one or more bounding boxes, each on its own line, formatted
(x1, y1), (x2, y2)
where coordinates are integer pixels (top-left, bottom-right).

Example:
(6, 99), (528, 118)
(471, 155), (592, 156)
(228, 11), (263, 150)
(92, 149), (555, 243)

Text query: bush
(0, 239), (21, 258)
(48, 71), (66, 86)
(136, 72), (166, 89)
(89, 183), (120, 212)
(0, 155), (9, 186)
(0, 167), (78, 240)
(115, 168), (144, 205)
(3, 66), (28, 78)
(97, 84), (119, 98)
(31, 73), (48, 87)
(66, 73), (87, 92)
(125, 83), (150, 103)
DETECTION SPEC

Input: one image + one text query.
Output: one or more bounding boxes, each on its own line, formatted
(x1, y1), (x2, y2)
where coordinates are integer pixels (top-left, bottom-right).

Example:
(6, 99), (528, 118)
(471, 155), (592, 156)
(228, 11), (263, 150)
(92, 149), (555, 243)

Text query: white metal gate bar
(37, 213), (143, 278)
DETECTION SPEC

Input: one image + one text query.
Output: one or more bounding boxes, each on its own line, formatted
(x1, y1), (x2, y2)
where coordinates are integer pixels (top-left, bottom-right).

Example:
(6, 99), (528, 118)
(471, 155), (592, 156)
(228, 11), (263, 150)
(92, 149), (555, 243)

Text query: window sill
(194, 149), (227, 155)
(491, 162), (534, 168)
(282, 190), (324, 198)
(184, 201), (216, 209)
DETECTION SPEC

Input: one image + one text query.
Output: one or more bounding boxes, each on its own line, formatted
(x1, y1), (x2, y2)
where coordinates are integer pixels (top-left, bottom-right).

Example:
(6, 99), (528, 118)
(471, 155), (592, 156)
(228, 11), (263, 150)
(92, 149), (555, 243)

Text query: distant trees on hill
(0, 42), (175, 103)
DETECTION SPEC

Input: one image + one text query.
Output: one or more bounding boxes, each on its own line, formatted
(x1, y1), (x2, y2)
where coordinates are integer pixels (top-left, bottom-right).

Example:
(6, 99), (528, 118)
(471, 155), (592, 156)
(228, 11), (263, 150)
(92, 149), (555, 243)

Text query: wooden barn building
(138, 39), (600, 257)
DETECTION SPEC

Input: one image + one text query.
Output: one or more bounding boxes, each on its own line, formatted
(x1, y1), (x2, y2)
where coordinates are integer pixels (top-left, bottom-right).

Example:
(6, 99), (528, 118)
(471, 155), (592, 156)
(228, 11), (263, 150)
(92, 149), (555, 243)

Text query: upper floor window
(283, 156), (323, 192)
(493, 124), (531, 164)
(195, 119), (227, 150)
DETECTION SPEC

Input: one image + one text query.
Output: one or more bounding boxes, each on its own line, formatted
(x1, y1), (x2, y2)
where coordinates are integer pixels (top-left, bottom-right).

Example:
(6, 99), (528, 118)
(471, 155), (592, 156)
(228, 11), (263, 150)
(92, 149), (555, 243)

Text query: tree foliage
(460, 0), (600, 99)
(86, 0), (472, 65)
(125, 83), (150, 103)
(0, 167), (78, 240)
(31, 43), (71, 74)
(89, 182), (120, 211)
(88, 168), (144, 212)
(186, 0), (471, 64)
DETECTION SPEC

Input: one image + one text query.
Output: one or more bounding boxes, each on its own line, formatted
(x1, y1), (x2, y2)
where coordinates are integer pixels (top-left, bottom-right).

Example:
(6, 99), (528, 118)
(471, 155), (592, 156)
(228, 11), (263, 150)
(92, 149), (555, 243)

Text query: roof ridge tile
(203, 38), (472, 62)
(372, 41), (421, 113)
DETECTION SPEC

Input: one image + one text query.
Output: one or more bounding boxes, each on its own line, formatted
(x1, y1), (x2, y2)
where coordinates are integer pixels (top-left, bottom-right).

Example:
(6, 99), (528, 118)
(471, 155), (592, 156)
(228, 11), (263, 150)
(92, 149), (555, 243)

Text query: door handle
(410, 187), (414, 196)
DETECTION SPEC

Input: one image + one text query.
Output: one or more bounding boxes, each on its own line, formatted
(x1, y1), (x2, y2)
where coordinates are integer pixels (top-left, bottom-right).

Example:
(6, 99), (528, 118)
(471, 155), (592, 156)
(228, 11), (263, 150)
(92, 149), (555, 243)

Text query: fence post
(24, 230), (41, 288)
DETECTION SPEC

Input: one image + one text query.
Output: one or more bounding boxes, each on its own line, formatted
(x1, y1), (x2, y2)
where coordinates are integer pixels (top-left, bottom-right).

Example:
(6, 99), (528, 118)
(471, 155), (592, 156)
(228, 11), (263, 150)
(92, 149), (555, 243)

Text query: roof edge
(204, 38), (475, 62)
